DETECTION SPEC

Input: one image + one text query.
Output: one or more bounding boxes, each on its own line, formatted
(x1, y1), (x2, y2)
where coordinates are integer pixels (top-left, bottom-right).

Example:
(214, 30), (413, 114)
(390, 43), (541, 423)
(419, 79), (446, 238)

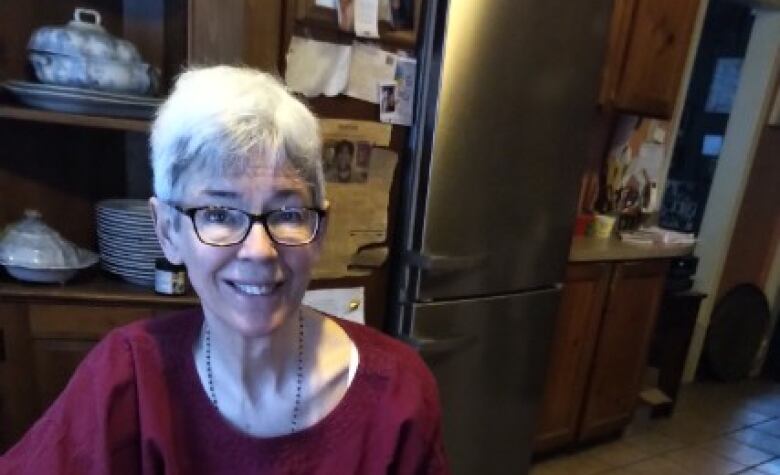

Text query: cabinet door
(599, 0), (638, 105)
(579, 260), (669, 441)
(32, 339), (97, 411)
(0, 303), (38, 450)
(613, 0), (701, 118)
(27, 304), (160, 408)
(533, 263), (611, 453)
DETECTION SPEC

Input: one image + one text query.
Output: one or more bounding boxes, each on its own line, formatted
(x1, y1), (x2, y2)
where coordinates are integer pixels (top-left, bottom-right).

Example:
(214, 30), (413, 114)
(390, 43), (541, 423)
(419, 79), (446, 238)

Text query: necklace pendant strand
(204, 312), (305, 434)
(205, 325), (217, 407)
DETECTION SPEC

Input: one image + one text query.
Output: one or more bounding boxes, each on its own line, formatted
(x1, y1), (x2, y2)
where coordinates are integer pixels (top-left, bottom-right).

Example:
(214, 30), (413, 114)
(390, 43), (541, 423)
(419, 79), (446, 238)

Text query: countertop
(569, 236), (695, 262)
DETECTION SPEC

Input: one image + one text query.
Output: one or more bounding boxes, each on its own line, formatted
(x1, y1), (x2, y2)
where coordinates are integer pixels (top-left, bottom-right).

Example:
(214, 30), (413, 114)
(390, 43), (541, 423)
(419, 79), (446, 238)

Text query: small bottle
(155, 258), (187, 295)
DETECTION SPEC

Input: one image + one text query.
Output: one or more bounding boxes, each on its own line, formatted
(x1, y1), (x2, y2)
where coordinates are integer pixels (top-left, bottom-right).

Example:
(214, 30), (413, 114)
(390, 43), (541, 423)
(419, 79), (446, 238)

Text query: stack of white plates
(96, 199), (162, 287)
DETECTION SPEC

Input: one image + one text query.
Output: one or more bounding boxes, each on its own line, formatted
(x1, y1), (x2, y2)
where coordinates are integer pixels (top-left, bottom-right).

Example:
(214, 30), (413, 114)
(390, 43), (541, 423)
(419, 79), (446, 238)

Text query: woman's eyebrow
(200, 189), (240, 199)
(270, 189), (306, 202)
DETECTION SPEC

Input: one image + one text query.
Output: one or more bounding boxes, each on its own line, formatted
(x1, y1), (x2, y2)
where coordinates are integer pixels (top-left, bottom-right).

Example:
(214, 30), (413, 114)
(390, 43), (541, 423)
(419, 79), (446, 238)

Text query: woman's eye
(277, 210), (305, 224)
(203, 209), (231, 224)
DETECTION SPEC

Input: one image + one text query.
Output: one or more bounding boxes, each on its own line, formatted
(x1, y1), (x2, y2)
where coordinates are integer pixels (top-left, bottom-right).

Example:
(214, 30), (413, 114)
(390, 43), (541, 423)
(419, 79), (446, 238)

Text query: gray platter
(3, 80), (160, 119)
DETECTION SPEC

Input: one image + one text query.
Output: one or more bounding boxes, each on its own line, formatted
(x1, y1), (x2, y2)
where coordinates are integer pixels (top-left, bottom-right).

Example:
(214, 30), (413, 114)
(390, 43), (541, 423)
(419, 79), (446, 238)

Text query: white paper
(315, 0), (337, 8)
(622, 141), (664, 189)
(303, 287), (365, 324)
(285, 36), (351, 98)
(379, 56), (416, 126)
(346, 43), (396, 103)
(354, 0), (380, 38)
(378, 0), (392, 22)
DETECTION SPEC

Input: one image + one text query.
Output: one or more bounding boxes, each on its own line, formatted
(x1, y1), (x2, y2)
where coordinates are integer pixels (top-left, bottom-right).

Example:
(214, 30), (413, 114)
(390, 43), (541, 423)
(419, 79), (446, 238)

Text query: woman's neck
(203, 309), (308, 400)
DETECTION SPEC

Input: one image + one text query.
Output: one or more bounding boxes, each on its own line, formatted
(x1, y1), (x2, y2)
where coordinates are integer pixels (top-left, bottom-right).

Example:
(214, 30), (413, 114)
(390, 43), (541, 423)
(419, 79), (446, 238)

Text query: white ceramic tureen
(27, 8), (159, 95)
(0, 210), (99, 283)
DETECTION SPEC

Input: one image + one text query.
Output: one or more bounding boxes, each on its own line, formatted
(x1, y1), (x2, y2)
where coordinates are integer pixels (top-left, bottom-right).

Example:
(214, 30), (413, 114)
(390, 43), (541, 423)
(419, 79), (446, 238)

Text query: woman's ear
(149, 197), (184, 265)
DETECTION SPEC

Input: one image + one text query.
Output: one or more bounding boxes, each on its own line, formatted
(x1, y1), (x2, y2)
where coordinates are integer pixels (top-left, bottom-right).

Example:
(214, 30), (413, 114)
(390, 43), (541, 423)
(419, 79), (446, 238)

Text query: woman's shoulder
(106, 307), (202, 358)
(333, 318), (438, 393)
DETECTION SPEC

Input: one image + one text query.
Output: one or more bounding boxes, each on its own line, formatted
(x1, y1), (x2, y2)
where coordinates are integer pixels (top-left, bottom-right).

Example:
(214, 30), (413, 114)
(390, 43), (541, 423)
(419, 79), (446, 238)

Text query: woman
(1, 66), (448, 474)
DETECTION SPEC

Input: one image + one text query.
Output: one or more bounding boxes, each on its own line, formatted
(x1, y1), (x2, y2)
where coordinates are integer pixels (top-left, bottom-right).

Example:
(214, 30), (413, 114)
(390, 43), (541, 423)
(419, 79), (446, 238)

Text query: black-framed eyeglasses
(170, 204), (326, 247)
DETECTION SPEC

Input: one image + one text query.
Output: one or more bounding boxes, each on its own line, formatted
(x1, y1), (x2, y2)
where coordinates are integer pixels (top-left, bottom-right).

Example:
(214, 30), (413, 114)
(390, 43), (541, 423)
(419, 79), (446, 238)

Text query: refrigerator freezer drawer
(409, 288), (561, 475)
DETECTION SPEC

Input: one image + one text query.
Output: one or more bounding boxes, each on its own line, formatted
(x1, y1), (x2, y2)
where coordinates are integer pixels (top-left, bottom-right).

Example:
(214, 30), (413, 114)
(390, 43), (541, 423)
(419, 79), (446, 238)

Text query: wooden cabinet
(0, 293), (197, 450)
(579, 259), (668, 441)
(600, 0), (701, 118)
(534, 263), (611, 453)
(533, 259), (669, 453)
(0, 303), (38, 449)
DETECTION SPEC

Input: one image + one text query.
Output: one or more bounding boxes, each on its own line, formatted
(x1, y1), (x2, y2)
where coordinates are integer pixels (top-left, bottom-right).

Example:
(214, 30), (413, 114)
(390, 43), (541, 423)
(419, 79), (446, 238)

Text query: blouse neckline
(178, 309), (374, 456)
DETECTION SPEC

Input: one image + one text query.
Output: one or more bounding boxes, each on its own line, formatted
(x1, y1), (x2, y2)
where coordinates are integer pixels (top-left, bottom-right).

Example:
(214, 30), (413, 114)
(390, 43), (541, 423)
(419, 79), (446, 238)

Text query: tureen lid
(0, 209), (98, 270)
(27, 8), (143, 64)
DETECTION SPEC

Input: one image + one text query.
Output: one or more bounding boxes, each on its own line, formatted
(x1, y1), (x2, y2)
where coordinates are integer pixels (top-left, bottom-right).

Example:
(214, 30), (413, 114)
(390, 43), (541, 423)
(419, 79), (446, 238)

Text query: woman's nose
(236, 223), (278, 260)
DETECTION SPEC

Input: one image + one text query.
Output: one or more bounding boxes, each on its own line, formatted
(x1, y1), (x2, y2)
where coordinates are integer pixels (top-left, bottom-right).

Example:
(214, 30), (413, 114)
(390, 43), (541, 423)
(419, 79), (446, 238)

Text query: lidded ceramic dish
(0, 210), (98, 283)
(27, 8), (158, 95)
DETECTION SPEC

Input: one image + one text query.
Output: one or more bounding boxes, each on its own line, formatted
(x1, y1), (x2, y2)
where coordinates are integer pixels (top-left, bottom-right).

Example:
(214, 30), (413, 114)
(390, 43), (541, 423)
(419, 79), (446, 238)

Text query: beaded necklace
(204, 312), (305, 434)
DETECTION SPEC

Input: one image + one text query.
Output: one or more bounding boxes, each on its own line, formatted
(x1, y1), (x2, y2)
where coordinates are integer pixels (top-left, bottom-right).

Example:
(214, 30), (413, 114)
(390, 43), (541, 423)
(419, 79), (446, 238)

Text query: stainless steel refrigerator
(387, 0), (612, 473)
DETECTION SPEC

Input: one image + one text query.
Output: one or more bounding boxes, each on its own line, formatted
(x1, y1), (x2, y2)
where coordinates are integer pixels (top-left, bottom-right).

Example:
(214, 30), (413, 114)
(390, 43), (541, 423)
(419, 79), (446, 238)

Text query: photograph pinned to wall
(379, 82), (397, 119)
(378, 58), (416, 125)
(323, 139), (371, 183)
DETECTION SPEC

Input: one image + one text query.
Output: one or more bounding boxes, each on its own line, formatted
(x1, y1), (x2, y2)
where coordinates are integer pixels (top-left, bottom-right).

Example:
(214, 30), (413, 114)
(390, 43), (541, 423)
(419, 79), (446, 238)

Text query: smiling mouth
(225, 280), (283, 296)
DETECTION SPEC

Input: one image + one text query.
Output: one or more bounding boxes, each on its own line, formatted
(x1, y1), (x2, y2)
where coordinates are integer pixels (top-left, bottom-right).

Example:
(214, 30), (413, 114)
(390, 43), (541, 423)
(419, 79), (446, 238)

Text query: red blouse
(1, 310), (449, 474)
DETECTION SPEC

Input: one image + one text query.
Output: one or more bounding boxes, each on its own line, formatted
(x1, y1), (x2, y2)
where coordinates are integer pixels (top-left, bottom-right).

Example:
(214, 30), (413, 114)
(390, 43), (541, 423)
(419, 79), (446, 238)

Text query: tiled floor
(530, 379), (780, 475)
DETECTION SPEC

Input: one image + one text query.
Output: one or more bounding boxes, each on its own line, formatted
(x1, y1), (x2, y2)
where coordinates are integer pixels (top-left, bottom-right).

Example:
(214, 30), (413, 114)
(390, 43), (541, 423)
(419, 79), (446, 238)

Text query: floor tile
(753, 419), (780, 437)
(697, 437), (775, 466)
(651, 415), (730, 445)
(534, 381), (780, 475)
(623, 431), (686, 456)
(587, 439), (653, 467)
(529, 452), (613, 475)
(729, 428), (780, 456)
(606, 457), (693, 475)
(662, 446), (746, 475)
(754, 458), (780, 475)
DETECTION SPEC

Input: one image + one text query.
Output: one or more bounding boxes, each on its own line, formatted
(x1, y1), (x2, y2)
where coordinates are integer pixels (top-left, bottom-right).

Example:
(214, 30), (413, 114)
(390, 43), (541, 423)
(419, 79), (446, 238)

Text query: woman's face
(153, 166), (324, 338)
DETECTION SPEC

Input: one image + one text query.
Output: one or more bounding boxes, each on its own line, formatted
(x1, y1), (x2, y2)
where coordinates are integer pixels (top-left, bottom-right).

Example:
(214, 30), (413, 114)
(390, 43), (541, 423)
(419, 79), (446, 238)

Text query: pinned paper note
(314, 148), (397, 279)
(378, 0), (392, 22)
(320, 119), (392, 146)
(303, 287), (365, 324)
(380, 56), (416, 125)
(346, 43), (397, 103)
(354, 0), (380, 38)
(285, 36), (351, 97)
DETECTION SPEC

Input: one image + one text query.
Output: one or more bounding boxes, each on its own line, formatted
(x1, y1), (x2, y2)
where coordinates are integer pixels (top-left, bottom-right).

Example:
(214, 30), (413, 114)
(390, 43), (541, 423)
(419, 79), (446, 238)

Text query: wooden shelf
(0, 105), (150, 133)
(0, 272), (198, 306)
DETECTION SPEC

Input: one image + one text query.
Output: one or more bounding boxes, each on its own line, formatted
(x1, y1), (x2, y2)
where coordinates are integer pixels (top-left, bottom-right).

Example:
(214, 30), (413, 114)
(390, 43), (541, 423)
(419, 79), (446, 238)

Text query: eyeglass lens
(193, 208), (318, 245)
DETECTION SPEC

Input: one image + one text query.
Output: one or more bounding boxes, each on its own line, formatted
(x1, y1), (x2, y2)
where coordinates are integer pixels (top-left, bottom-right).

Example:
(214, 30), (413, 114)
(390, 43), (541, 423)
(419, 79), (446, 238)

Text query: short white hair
(150, 66), (324, 204)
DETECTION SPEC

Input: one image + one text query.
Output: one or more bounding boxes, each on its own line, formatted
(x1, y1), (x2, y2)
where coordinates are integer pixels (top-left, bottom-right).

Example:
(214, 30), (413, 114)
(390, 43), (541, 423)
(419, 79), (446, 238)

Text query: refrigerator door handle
(400, 334), (477, 356)
(405, 251), (487, 274)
